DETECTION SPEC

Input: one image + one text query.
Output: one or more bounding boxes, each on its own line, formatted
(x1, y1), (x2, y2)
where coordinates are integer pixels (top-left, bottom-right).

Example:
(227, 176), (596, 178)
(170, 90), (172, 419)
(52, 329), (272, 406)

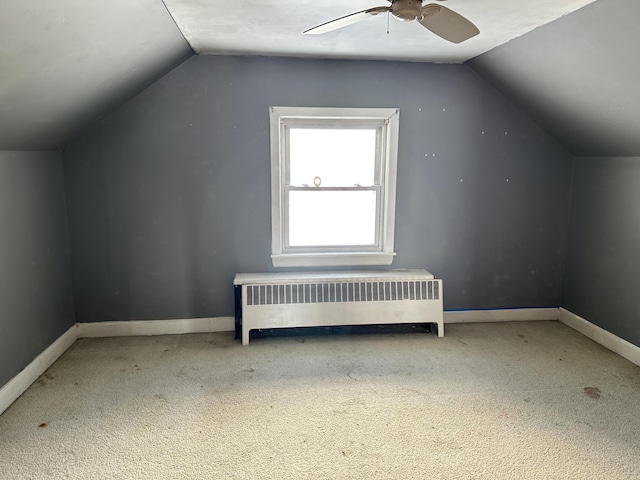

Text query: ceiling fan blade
(418, 4), (479, 43)
(304, 6), (390, 35)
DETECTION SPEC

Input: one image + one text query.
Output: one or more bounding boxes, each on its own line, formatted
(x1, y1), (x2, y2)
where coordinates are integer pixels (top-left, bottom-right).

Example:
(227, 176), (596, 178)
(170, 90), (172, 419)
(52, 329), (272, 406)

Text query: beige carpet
(1, 321), (639, 479)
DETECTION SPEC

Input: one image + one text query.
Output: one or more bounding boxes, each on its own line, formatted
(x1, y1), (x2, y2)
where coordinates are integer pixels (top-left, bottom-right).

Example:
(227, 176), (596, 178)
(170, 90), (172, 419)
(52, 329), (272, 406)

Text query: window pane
(289, 190), (377, 247)
(289, 129), (376, 187)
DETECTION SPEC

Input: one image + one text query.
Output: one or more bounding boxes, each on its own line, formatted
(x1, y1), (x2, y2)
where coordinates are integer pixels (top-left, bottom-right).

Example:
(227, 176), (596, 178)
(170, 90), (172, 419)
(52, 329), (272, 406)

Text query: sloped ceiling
(468, 0), (640, 157)
(2, 0), (634, 156)
(0, 0), (192, 151)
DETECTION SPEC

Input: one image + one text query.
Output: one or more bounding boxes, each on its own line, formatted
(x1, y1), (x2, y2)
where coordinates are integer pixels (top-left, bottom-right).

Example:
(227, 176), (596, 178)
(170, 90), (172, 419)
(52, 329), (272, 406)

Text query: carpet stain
(584, 387), (601, 399)
(38, 423), (48, 428)
(44, 373), (55, 380)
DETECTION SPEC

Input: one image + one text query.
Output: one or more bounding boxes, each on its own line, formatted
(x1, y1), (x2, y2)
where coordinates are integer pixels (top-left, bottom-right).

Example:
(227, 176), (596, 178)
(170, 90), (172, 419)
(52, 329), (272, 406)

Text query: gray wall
(466, 0), (640, 347)
(564, 157), (640, 347)
(0, 151), (75, 387)
(63, 55), (572, 323)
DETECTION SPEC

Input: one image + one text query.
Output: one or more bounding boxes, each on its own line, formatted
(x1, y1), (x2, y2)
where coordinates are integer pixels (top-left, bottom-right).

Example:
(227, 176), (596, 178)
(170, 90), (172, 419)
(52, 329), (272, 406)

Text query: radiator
(233, 270), (443, 345)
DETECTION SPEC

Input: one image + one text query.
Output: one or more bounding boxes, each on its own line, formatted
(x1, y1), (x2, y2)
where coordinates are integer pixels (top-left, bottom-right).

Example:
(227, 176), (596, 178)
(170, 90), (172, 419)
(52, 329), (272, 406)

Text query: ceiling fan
(304, 0), (479, 44)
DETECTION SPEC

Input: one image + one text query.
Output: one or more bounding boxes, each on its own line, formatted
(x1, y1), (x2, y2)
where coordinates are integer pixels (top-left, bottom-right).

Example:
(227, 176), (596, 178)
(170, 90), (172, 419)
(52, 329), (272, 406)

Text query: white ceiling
(163, 0), (596, 63)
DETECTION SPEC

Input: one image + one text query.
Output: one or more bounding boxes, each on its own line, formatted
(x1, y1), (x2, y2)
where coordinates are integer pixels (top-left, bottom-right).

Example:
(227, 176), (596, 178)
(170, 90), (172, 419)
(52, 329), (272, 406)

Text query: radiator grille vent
(246, 280), (440, 306)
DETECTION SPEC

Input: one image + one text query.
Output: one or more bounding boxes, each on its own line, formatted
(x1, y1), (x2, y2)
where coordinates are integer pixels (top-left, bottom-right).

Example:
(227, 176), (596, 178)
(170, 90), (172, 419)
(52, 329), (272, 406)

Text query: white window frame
(269, 106), (399, 268)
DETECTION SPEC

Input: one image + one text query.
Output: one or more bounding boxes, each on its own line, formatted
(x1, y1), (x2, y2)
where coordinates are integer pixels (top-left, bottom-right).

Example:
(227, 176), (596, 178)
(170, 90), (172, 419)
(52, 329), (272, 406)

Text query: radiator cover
(234, 270), (443, 345)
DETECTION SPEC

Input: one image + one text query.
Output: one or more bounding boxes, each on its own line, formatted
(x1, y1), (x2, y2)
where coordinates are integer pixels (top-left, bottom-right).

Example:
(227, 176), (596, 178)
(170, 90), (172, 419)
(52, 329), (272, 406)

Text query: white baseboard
(445, 307), (559, 324)
(559, 308), (640, 367)
(77, 316), (235, 338)
(77, 310), (560, 335)
(0, 324), (78, 416)
(4, 309), (637, 417)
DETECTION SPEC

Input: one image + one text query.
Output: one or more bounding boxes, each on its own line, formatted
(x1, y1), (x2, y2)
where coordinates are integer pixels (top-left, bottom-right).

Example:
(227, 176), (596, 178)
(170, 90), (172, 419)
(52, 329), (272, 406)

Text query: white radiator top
(234, 269), (434, 285)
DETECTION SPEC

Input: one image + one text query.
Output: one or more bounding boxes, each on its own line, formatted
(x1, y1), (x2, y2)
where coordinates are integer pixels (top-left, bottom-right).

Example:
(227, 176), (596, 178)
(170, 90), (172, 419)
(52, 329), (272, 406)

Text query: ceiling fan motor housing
(392, 0), (424, 21)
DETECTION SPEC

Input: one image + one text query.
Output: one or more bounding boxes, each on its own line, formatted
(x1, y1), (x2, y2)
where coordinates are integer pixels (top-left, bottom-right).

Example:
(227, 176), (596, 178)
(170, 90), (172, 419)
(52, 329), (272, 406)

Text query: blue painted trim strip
(444, 306), (560, 313)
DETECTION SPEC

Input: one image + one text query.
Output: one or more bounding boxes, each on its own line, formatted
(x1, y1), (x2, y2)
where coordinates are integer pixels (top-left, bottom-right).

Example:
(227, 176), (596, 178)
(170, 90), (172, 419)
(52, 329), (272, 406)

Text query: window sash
(282, 123), (385, 252)
(284, 125), (383, 188)
(283, 186), (382, 253)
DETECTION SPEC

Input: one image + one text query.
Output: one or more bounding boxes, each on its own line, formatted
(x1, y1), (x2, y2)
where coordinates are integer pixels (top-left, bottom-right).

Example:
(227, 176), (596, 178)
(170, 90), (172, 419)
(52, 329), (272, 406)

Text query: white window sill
(271, 252), (396, 268)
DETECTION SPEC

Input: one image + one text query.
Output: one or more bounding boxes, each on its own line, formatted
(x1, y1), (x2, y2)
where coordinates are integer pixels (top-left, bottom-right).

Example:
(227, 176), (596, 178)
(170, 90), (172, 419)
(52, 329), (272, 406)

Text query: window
(269, 106), (399, 267)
